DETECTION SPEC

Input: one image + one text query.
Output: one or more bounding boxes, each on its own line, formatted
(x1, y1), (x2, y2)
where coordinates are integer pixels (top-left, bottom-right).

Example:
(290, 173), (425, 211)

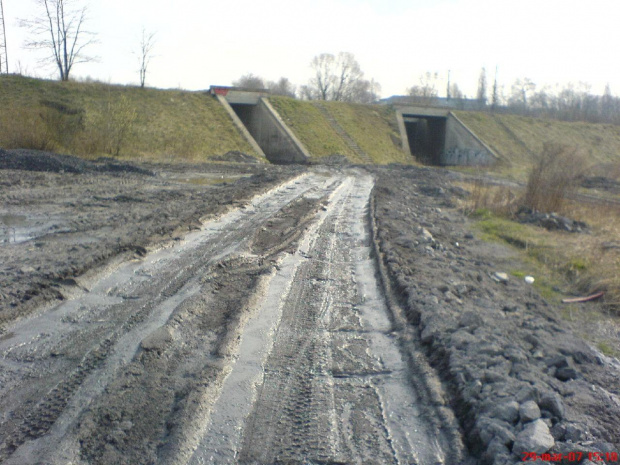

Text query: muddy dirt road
(1, 153), (619, 465)
(0, 164), (465, 464)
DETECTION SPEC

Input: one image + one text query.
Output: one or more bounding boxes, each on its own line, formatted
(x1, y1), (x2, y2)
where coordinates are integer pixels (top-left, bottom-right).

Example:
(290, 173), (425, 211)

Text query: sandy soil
(0, 152), (619, 464)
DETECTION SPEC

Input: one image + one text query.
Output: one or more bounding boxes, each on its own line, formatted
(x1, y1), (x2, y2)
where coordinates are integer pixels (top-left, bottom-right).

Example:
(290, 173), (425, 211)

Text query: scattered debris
(562, 292), (604, 303)
(516, 207), (588, 233)
(210, 151), (260, 164)
(0, 148), (154, 176)
(491, 271), (509, 283)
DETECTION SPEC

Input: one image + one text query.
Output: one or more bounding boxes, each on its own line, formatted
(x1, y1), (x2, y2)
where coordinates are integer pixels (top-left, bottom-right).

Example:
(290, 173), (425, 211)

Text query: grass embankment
(456, 111), (620, 181)
(267, 97), (353, 158)
(269, 96), (411, 164)
(319, 101), (411, 164)
(0, 75), (256, 162)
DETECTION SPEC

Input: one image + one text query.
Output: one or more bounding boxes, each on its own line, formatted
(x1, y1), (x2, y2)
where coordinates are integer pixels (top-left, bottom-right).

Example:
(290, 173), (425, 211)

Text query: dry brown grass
(523, 143), (589, 213)
(458, 165), (620, 315)
(0, 104), (58, 151)
(561, 200), (620, 308)
(464, 179), (518, 216)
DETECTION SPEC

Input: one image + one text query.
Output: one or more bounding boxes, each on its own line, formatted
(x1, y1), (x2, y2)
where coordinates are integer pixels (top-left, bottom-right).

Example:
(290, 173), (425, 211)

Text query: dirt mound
(0, 149), (154, 176)
(210, 151), (260, 164)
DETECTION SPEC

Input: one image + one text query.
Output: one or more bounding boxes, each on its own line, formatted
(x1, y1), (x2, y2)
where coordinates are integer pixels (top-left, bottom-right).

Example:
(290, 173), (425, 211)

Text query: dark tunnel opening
(403, 115), (446, 165)
(229, 103), (255, 134)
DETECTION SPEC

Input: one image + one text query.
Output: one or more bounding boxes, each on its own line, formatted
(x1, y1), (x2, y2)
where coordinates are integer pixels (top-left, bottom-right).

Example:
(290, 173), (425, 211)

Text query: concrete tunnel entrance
(402, 115), (447, 165)
(210, 86), (309, 164)
(395, 106), (496, 166)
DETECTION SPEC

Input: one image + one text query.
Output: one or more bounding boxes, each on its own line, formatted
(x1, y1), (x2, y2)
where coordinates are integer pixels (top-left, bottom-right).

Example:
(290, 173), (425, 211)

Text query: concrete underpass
(210, 86), (309, 164)
(396, 106), (497, 166)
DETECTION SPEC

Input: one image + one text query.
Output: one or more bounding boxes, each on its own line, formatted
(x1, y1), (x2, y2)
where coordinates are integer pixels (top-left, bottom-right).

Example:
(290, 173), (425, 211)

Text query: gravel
(370, 165), (620, 464)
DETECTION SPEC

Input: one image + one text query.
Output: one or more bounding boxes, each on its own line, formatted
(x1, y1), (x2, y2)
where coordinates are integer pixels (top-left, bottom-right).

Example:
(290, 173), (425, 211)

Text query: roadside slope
(456, 111), (620, 178)
(0, 75), (257, 162)
(269, 96), (410, 164)
(370, 164), (620, 464)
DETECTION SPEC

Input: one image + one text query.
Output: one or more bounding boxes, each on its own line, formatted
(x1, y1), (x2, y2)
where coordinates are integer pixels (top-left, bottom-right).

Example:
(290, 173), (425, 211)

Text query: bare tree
(233, 73), (266, 89)
(450, 83), (464, 100)
(601, 83), (614, 122)
(0, 0), (8, 73)
(136, 28), (156, 88)
(305, 52), (374, 102)
(20, 0), (96, 81)
(308, 53), (335, 100)
(348, 78), (381, 104)
(267, 77), (296, 98)
(407, 72), (439, 105)
(477, 67), (487, 108)
(491, 66), (499, 112)
(508, 78), (536, 112)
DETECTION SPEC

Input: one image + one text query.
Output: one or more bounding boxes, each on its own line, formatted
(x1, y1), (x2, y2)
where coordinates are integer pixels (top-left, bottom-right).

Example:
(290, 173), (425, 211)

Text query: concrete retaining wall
(395, 106), (498, 166)
(442, 113), (497, 166)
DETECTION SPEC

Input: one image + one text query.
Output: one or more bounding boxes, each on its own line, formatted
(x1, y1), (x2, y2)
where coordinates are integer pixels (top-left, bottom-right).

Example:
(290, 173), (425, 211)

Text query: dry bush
(562, 200), (620, 313)
(464, 179), (518, 216)
(0, 105), (57, 151)
(76, 95), (137, 156)
(523, 143), (588, 213)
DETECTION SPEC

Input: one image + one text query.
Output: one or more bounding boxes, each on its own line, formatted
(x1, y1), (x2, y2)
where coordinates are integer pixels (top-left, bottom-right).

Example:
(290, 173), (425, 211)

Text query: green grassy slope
(269, 96), (411, 164)
(0, 75), (257, 162)
(320, 101), (411, 164)
(456, 111), (620, 178)
(267, 96), (356, 158)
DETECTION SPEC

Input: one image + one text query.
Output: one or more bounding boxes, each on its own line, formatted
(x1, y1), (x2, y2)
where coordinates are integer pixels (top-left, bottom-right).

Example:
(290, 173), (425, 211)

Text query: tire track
(191, 171), (462, 464)
(0, 173), (338, 464)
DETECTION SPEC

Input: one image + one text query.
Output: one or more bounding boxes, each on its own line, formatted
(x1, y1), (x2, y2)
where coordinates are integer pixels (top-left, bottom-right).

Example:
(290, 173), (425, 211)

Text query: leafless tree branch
(19, 0), (96, 81)
(136, 28), (156, 88)
(306, 52), (378, 103)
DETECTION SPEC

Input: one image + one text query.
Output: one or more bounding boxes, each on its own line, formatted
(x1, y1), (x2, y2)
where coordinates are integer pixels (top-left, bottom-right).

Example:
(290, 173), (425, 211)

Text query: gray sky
(4, 0), (620, 98)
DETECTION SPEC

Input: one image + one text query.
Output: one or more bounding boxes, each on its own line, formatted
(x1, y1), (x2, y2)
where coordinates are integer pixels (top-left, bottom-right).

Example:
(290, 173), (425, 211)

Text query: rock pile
(371, 165), (620, 465)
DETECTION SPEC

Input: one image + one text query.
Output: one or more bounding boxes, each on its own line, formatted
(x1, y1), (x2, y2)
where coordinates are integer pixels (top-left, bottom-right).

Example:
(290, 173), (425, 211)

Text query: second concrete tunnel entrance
(396, 106), (497, 166)
(403, 115), (446, 165)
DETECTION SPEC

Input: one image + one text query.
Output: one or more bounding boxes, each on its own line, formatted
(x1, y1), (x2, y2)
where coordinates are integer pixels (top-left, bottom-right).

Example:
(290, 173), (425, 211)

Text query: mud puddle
(0, 172), (341, 463)
(0, 213), (68, 244)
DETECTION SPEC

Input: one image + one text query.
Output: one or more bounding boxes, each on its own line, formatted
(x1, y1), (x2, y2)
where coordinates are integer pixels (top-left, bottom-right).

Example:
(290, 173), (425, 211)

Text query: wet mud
(0, 154), (618, 465)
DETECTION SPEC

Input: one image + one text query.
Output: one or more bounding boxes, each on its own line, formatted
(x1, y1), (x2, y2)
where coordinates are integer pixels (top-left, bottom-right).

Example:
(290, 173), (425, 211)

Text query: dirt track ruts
(1, 168), (466, 464)
(2, 157), (619, 465)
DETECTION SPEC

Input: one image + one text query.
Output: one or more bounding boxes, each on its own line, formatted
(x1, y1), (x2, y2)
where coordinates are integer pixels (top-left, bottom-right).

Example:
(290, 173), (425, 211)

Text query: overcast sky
(3, 0), (620, 98)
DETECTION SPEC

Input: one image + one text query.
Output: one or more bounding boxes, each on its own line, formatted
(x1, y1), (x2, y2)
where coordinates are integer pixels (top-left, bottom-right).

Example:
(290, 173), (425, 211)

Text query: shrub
(465, 179), (517, 216)
(79, 95), (137, 156)
(523, 143), (588, 213)
(0, 104), (57, 151)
